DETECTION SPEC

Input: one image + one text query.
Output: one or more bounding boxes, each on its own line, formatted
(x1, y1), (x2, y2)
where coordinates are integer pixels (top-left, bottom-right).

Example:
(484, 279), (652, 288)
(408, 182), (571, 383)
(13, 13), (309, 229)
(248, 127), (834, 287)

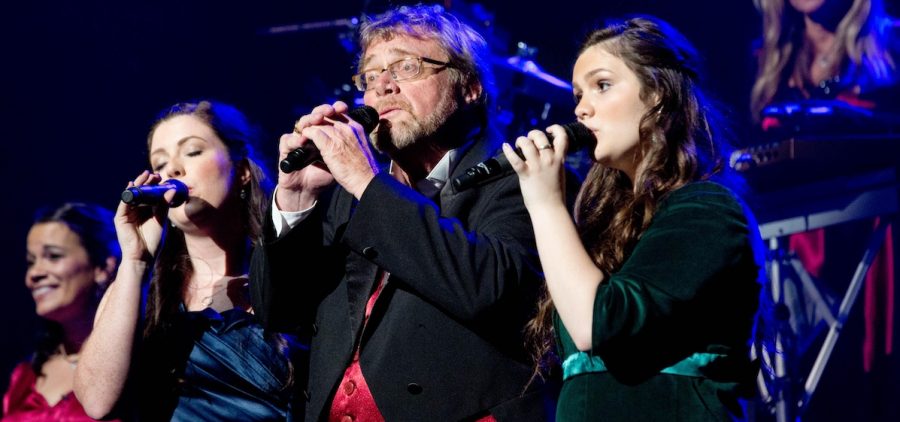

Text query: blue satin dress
(138, 306), (306, 421)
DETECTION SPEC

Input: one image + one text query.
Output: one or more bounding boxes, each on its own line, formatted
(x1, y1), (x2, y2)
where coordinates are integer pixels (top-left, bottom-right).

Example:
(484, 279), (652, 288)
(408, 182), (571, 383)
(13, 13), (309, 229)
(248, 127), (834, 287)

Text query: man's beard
(371, 92), (458, 152)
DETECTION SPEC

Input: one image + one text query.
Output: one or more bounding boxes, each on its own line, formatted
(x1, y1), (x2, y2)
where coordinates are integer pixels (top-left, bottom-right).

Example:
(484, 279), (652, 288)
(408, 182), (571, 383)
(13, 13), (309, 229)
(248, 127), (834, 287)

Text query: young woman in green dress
(504, 16), (766, 421)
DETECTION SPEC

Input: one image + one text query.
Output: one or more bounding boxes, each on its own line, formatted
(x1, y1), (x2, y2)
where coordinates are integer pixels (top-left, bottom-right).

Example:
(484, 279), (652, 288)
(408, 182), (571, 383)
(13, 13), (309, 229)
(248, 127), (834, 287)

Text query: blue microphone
(120, 179), (188, 206)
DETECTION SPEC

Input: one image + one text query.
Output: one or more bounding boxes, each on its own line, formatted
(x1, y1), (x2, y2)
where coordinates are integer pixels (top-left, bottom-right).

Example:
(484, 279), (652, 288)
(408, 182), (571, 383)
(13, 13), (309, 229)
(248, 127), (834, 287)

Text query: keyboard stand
(753, 168), (897, 421)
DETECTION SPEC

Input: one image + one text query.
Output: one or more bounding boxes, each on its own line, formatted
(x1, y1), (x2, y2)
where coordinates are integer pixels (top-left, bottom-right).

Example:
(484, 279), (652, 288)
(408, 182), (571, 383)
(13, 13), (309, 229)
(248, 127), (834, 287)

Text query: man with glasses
(252, 5), (553, 421)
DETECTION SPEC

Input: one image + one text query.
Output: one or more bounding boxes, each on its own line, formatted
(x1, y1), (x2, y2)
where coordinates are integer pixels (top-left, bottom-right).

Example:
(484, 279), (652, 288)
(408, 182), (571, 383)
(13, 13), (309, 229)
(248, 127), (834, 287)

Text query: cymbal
(492, 54), (574, 110)
(494, 55), (571, 90)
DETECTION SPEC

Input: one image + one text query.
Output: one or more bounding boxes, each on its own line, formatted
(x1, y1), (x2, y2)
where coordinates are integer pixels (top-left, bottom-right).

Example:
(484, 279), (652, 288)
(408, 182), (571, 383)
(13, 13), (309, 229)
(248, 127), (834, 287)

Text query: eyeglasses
(352, 56), (451, 91)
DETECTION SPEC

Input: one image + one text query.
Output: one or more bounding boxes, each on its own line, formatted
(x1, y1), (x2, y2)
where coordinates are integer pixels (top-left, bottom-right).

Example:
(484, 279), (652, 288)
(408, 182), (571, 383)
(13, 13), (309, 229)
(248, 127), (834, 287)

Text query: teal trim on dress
(561, 351), (726, 381)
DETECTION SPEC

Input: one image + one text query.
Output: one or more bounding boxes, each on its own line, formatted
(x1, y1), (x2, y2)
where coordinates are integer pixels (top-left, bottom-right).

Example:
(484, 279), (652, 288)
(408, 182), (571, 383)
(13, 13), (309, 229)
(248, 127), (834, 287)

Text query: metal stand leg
(798, 218), (891, 414)
(763, 236), (796, 422)
(758, 218), (892, 421)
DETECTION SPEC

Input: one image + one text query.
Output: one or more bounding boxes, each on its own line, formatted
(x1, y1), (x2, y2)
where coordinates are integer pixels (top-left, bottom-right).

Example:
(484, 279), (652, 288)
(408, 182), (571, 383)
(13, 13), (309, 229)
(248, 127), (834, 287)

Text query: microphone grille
(562, 122), (596, 150)
(350, 106), (380, 133)
(121, 189), (137, 204)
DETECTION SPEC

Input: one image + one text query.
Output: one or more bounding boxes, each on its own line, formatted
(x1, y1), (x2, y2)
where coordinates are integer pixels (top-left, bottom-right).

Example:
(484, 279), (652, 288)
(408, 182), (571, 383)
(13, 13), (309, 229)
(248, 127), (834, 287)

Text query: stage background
(0, 1), (895, 420)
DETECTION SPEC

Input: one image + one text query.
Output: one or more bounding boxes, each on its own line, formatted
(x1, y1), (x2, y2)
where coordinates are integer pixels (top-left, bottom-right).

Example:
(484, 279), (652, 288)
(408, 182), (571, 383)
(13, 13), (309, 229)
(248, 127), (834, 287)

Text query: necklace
(200, 283), (230, 307)
(194, 275), (249, 308)
(813, 42), (839, 70)
(186, 256), (222, 291)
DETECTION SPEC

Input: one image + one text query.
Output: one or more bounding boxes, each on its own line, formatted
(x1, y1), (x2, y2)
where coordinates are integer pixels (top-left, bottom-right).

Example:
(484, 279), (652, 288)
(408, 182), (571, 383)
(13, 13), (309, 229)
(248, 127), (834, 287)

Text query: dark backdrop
(2, 1), (894, 420)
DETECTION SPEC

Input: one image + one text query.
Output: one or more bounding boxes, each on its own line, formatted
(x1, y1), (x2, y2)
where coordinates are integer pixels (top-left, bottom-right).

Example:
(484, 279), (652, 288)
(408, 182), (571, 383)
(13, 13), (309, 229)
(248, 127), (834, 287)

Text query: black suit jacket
(251, 135), (554, 421)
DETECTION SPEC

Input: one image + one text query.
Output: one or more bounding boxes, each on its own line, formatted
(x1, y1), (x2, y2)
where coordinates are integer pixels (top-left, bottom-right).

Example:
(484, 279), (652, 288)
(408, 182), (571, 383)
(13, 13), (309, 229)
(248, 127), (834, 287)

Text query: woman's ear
(94, 256), (118, 287)
(650, 94), (664, 122)
(650, 91), (662, 111)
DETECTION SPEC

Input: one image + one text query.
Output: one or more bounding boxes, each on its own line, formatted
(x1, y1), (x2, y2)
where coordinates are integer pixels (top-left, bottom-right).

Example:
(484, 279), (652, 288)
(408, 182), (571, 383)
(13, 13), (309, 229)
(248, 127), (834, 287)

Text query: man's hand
(275, 102), (354, 211)
(300, 101), (380, 199)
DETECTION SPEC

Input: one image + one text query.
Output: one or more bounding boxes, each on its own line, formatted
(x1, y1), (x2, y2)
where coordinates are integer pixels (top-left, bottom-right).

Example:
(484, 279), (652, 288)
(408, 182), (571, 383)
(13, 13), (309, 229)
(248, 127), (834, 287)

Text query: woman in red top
(3, 203), (119, 421)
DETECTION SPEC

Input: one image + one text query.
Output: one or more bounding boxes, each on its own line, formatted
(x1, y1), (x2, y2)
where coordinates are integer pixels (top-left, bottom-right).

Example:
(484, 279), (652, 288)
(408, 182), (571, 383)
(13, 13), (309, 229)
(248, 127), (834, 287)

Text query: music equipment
(734, 133), (899, 421)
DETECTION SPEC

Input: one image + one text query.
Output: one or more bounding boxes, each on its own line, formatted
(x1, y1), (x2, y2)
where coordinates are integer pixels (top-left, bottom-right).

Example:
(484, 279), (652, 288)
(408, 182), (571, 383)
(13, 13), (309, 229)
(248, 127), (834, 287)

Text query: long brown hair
(525, 16), (736, 378)
(750, 0), (896, 120)
(141, 101), (272, 338)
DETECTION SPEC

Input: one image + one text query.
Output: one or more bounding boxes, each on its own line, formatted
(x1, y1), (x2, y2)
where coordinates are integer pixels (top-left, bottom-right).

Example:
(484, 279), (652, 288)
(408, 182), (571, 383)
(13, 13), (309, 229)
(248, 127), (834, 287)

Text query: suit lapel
(344, 253), (379, 340)
(330, 189), (381, 341)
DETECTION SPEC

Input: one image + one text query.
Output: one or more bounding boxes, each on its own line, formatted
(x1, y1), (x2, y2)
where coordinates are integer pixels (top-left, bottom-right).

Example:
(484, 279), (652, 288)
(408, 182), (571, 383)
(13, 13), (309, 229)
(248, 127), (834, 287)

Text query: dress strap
(561, 351), (726, 381)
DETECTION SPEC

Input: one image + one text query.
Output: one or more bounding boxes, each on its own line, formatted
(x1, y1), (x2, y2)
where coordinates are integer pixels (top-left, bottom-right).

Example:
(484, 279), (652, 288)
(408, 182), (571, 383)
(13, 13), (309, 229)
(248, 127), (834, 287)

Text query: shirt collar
(388, 140), (473, 195)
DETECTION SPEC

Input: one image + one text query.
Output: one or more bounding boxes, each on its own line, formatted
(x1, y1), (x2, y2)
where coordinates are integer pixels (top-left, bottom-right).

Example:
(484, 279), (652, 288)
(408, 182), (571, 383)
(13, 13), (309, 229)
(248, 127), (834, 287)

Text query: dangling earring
(240, 186), (248, 200)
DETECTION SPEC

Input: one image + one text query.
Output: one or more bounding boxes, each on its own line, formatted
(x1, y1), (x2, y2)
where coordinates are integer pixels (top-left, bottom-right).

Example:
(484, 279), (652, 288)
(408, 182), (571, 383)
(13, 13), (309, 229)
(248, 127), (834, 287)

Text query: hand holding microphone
(121, 178), (188, 206)
(280, 105), (380, 173)
(115, 171), (174, 262)
(452, 122), (595, 191)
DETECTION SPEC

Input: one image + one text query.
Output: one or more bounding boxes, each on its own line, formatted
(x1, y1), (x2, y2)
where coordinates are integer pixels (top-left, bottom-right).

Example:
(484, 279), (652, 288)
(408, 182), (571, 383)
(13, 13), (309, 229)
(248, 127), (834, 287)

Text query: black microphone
(121, 179), (188, 207)
(279, 105), (381, 173)
(452, 122), (595, 191)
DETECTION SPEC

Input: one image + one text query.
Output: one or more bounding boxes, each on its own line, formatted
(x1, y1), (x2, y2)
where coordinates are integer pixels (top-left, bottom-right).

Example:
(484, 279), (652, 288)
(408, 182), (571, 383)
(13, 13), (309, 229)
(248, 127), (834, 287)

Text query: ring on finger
(538, 144), (553, 150)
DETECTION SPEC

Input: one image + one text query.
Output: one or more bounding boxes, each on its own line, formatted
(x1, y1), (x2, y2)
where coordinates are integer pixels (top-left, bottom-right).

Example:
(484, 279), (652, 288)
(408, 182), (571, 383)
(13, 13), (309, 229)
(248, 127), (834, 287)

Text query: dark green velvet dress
(555, 181), (764, 421)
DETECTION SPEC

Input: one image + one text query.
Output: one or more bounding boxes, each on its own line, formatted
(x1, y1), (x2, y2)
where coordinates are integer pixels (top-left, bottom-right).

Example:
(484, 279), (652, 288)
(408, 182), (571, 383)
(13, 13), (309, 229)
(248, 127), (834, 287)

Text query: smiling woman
(3, 202), (120, 421)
